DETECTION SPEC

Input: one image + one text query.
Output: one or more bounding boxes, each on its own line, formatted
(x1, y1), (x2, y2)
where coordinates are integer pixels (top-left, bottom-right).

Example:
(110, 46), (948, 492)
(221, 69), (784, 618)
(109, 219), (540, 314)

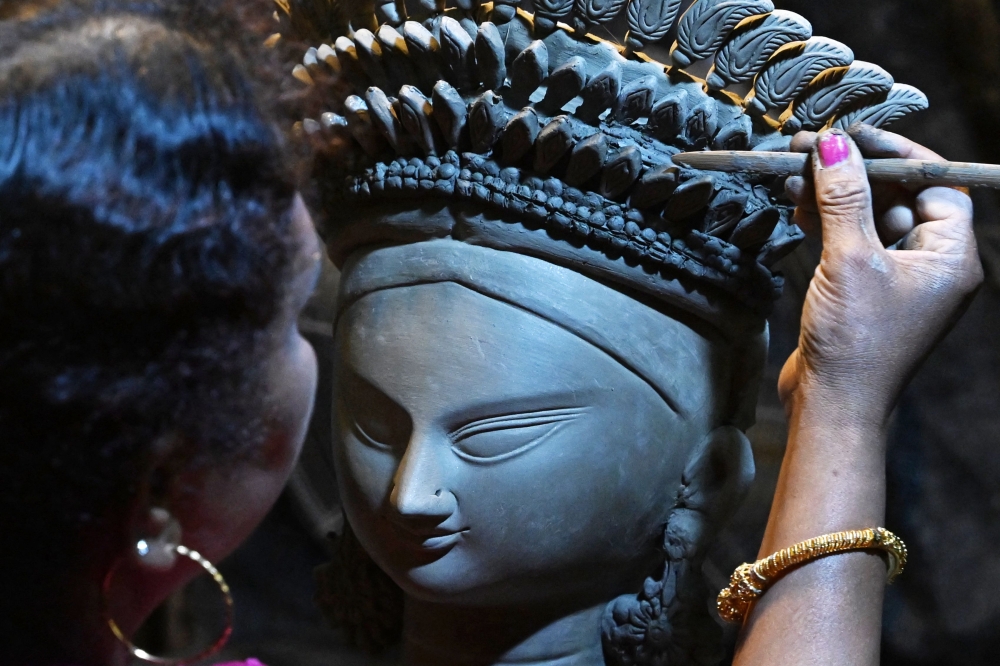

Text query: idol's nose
(388, 430), (459, 528)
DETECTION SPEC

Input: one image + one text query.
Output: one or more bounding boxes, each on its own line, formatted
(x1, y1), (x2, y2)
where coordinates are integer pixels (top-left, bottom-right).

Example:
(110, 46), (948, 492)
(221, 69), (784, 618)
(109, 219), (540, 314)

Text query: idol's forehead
(335, 241), (734, 422)
(338, 282), (666, 421)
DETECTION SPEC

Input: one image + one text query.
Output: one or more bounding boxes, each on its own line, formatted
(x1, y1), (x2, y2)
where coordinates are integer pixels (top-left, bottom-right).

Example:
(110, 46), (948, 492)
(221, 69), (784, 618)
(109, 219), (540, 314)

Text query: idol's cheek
(334, 435), (411, 578)
(335, 427), (398, 519)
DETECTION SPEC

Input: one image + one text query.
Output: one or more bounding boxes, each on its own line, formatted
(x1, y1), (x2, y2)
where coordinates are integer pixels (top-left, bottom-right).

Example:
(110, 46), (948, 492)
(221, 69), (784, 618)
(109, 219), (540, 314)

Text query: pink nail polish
(818, 131), (851, 168)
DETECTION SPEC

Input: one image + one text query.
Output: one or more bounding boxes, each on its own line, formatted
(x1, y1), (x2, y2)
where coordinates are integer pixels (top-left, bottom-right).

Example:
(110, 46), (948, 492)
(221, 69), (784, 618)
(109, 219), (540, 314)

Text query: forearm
(733, 387), (889, 666)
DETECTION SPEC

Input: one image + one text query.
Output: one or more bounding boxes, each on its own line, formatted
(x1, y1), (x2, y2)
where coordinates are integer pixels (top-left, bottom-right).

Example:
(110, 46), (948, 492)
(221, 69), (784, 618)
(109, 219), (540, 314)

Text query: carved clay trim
(340, 150), (787, 314)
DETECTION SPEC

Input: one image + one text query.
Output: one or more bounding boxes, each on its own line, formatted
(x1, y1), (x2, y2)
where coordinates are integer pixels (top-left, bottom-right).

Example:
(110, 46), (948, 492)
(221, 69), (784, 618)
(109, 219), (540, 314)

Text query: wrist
(783, 370), (894, 437)
(782, 381), (891, 477)
(762, 378), (890, 556)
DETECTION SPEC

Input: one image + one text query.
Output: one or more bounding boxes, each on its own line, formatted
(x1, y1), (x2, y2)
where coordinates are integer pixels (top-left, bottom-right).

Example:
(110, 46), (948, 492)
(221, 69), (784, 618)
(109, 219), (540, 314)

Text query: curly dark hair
(0, 1), (300, 659)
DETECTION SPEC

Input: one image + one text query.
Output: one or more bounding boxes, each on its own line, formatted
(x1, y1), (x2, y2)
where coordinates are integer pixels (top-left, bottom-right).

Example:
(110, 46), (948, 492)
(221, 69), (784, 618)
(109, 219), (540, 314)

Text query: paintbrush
(671, 151), (1000, 189)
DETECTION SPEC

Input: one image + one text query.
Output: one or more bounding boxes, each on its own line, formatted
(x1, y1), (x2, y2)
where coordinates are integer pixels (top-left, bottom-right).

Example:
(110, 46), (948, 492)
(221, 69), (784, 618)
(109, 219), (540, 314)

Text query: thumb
(812, 128), (881, 255)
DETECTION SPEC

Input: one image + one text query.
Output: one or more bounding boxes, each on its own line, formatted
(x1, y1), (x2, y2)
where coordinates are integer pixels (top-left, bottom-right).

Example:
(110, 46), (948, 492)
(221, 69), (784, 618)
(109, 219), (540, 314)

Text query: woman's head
(331, 239), (761, 612)
(0, 3), (319, 662)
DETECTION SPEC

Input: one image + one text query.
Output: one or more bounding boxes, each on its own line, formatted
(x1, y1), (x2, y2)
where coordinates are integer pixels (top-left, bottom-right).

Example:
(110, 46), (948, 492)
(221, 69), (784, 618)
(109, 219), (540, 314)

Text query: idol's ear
(603, 427), (755, 664)
(664, 426), (755, 561)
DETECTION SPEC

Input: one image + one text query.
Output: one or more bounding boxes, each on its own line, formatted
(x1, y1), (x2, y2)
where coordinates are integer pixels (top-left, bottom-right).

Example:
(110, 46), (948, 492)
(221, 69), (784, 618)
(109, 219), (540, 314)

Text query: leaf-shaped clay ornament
(759, 219), (805, 267)
(575, 0), (631, 27)
(535, 0), (575, 21)
(744, 37), (854, 116)
(831, 83), (929, 130)
(706, 10), (812, 90)
(316, 44), (341, 73)
(402, 22), (442, 89)
(335, 37), (372, 90)
(670, 0), (774, 68)
(501, 108), (541, 164)
(565, 133), (610, 186)
(649, 89), (691, 142)
(397, 85), (437, 155)
(630, 164), (680, 209)
(712, 114), (753, 150)
(509, 40), (549, 98)
(615, 75), (658, 123)
(431, 80), (468, 148)
(476, 22), (507, 91)
(783, 61), (893, 133)
(469, 90), (505, 153)
(365, 87), (411, 154)
(375, 0), (404, 25)
(353, 29), (391, 89)
(343, 94), (387, 157)
(539, 57), (589, 114)
(729, 207), (781, 249)
(664, 175), (715, 221)
(704, 187), (749, 235)
(626, 0), (684, 46)
(439, 17), (477, 92)
(684, 98), (719, 148)
(601, 146), (644, 199)
(534, 116), (575, 173)
(577, 61), (623, 123)
(377, 24), (419, 91)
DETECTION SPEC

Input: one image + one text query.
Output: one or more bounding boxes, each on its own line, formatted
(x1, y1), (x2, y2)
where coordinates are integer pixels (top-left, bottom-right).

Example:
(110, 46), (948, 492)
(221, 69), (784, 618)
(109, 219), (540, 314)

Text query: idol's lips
(391, 523), (469, 551)
(416, 531), (467, 550)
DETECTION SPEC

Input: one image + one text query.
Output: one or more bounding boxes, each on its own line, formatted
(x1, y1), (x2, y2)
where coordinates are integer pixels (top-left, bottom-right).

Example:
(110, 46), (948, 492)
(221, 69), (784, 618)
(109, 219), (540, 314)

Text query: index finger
(846, 123), (969, 198)
(790, 131), (819, 154)
(846, 123), (944, 161)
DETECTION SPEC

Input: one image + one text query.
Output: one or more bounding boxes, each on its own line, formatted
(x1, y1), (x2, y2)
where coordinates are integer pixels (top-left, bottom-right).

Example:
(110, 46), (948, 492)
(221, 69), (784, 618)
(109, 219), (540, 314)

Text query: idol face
(333, 280), (721, 607)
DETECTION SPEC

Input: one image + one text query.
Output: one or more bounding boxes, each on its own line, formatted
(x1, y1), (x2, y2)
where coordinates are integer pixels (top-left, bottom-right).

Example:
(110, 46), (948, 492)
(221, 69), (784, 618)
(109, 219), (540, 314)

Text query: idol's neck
(403, 596), (608, 666)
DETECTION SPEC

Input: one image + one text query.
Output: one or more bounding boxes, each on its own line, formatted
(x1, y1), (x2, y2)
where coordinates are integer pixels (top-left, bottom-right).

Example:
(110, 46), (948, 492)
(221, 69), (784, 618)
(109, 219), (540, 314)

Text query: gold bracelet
(717, 527), (907, 624)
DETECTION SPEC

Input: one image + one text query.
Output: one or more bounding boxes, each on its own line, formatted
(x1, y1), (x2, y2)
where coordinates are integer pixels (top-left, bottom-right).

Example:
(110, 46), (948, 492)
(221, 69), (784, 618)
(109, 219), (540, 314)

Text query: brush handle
(671, 151), (1000, 189)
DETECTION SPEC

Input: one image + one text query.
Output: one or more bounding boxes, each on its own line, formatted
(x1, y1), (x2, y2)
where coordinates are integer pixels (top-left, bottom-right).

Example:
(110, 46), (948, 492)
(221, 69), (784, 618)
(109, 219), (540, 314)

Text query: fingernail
(818, 130), (851, 168)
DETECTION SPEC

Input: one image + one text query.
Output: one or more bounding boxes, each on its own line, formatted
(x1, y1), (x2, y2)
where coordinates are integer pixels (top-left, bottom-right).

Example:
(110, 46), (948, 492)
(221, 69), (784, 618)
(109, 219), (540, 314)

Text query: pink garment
(214, 660), (267, 666)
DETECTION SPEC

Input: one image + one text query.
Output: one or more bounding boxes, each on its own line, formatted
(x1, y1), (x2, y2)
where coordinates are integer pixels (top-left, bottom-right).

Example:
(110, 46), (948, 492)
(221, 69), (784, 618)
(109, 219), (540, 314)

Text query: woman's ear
(664, 426), (755, 561)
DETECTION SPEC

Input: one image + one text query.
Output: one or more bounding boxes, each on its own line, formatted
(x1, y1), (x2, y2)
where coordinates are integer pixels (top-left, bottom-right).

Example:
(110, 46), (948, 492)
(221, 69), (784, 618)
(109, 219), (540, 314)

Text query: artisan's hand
(780, 125), (983, 428)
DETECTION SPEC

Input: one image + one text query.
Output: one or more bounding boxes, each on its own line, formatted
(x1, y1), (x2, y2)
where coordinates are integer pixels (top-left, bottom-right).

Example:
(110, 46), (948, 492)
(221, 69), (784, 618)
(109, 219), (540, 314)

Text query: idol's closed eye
(449, 407), (590, 463)
(339, 371), (412, 450)
(348, 396), (589, 465)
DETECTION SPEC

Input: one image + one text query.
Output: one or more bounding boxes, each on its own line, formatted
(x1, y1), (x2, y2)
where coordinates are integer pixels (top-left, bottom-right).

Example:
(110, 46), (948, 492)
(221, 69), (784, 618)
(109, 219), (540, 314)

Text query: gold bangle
(717, 527), (907, 624)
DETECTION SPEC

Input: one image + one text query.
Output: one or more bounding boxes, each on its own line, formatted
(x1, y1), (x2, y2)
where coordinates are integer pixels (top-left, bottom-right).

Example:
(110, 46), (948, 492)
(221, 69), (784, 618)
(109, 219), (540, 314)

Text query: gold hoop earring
(102, 544), (234, 665)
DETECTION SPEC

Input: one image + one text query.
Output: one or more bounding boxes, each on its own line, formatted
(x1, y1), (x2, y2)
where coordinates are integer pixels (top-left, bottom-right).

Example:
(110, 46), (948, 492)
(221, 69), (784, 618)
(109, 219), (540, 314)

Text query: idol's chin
(383, 554), (543, 607)
(382, 551), (594, 608)
(385, 549), (502, 604)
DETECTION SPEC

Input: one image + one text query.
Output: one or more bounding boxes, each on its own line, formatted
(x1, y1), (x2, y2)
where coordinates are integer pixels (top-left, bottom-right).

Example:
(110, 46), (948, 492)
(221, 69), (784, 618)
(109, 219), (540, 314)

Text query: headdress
(273, 0), (927, 327)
